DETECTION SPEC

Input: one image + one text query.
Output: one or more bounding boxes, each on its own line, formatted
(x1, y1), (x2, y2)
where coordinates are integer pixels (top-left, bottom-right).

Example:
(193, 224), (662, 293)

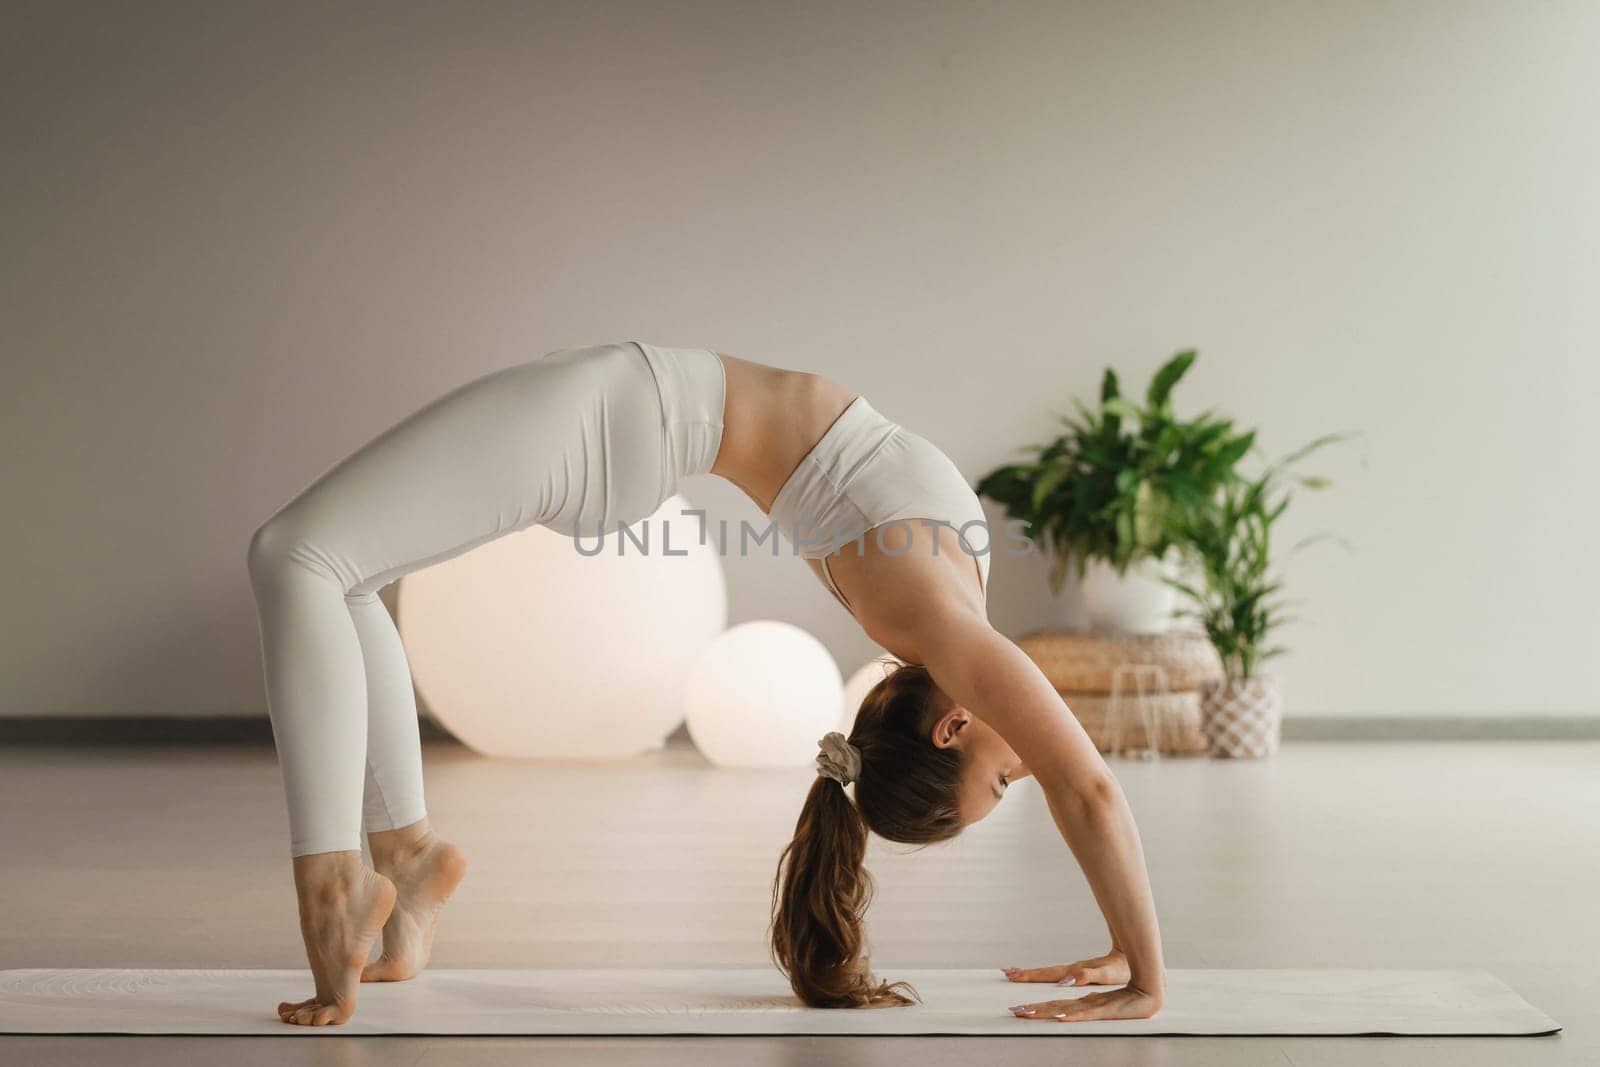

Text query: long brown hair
(768, 662), (965, 1007)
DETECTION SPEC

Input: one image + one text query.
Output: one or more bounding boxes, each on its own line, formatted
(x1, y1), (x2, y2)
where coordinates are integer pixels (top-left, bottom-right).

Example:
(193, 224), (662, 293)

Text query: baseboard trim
(0, 717), (461, 745)
(1282, 715), (1600, 742)
(0, 715), (1596, 746)
(0, 713), (1593, 748)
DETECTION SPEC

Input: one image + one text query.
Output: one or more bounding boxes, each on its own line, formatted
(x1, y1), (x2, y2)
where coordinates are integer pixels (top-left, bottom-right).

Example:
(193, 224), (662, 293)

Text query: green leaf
(1048, 550), (1073, 595)
(1030, 463), (1071, 513)
(1189, 420), (1232, 452)
(1279, 430), (1357, 469)
(1133, 480), (1164, 549)
(1146, 349), (1197, 409)
(1100, 368), (1121, 403)
(1212, 430), (1256, 471)
(1102, 398), (1143, 423)
(1153, 423), (1183, 457)
(975, 465), (1037, 516)
(1166, 580), (1206, 603)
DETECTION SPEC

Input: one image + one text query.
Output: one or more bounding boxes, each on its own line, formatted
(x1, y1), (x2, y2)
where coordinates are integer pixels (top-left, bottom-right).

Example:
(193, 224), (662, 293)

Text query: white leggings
(247, 342), (725, 856)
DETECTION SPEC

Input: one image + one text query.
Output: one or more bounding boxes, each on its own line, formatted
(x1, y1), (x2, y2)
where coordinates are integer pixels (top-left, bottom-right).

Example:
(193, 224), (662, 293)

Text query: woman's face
(930, 707), (1031, 825)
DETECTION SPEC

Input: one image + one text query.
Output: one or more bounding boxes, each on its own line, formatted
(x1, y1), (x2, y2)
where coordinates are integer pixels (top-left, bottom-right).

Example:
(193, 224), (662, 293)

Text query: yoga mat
(0, 968), (1559, 1036)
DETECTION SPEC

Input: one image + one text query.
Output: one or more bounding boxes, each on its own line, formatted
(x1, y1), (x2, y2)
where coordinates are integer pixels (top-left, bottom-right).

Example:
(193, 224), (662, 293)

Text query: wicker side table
(1058, 690), (1207, 754)
(1016, 629), (1223, 693)
(1016, 629), (1222, 756)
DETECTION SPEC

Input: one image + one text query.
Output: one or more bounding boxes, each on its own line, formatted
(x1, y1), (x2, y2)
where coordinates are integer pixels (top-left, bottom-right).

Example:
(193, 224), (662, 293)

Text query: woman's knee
(247, 509), (333, 590)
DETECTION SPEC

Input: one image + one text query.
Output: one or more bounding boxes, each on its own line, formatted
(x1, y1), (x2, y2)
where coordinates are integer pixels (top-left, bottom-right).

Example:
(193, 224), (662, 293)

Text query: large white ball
(684, 621), (842, 767)
(839, 654), (905, 732)
(398, 494), (726, 759)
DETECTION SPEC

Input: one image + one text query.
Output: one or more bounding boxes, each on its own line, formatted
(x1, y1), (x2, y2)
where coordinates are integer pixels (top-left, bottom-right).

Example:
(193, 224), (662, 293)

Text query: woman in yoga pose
(247, 341), (1164, 1026)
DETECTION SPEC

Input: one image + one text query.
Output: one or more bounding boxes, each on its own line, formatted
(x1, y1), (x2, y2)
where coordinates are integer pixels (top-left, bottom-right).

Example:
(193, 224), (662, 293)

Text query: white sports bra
(767, 396), (990, 616)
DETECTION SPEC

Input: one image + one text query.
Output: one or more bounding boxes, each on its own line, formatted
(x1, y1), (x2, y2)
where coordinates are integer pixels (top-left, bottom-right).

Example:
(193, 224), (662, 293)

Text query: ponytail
(769, 774), (916, 1008)
(768, 663), (966, 1008)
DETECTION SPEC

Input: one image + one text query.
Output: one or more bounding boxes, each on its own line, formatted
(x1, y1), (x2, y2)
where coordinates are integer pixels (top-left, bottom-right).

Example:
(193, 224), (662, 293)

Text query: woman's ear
(930, 706), (971, 750)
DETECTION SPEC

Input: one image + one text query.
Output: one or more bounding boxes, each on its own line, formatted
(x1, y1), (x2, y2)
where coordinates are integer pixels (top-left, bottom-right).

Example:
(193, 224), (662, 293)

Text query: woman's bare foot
(278, 851), (396, 1026)
(362, 819), (467, 983)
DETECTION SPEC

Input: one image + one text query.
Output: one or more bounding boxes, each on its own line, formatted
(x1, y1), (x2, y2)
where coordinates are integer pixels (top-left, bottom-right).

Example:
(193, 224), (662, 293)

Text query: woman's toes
(277, 999), (348, 1026)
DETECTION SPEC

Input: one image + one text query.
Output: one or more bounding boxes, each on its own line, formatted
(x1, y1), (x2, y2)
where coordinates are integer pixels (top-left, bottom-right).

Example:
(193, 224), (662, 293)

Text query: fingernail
(1056, 976), (1075, 986)
(1009, 1005), (1030, 1013)
(1054, 1013), (1068, 1020)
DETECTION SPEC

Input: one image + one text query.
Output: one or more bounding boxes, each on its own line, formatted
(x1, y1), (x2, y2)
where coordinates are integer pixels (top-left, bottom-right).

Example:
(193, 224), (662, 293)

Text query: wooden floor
(1, 739), (1594, 1065)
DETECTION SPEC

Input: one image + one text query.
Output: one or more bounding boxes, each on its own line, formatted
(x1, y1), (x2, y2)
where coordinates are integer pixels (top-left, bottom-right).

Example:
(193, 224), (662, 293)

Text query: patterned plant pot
(1201, 676), (1282, 759)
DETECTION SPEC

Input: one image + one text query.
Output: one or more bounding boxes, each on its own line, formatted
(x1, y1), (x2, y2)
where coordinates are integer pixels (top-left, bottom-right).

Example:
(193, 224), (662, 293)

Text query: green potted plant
(976, 350), (1254, 632)
(1166, 435), (1349, 757)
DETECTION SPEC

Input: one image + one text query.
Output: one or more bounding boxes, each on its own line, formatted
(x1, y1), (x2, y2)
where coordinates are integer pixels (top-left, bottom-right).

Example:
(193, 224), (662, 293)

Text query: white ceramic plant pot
(1079, 555), (1178, 634)
(1201, 675), (1282, 759)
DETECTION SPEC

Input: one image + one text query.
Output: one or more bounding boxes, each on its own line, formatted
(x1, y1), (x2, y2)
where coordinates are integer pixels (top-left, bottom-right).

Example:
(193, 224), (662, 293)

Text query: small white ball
(839, 654), (905, 732)
(685, 621), (842, 767)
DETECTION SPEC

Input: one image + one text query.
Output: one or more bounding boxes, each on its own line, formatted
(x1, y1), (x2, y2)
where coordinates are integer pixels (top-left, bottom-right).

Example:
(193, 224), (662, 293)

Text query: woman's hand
(1002, 949), (1130, 987)
(1005, 982), (1161, 1023)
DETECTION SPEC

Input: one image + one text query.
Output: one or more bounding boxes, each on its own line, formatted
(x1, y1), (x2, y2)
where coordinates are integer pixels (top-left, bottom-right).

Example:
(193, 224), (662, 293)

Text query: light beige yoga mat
(0, 968), (1559, 1036)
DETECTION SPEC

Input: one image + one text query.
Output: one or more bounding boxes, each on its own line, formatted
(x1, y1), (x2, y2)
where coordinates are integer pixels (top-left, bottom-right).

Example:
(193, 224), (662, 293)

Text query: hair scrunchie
(816, 731), (863, 787)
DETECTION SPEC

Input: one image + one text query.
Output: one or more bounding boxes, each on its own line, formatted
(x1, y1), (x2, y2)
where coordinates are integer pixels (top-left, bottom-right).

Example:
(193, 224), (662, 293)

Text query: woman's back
(710, 352), (856, 513)
(709, 350), (988, 657)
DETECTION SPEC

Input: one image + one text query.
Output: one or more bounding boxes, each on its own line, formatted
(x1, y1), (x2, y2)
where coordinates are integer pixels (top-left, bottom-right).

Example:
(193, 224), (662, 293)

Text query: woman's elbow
(1078, 773), (1123, 816)
(1044, 771), (1123, 823)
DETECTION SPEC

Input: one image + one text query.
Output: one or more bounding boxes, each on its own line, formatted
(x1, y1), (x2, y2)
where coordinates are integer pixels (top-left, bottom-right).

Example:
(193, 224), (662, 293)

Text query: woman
(247, 341), (1165, 1026)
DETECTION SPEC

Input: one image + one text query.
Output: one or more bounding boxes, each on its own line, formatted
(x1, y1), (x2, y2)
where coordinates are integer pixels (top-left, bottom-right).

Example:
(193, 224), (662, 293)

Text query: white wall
(3, 0), (1596, 718)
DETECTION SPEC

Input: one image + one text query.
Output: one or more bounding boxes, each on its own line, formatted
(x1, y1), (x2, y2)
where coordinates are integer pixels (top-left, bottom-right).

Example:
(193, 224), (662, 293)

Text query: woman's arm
(914, 616), (1166, 1014)
(851, 534), (1164, 1017)
(837, 521), (1164, 1019)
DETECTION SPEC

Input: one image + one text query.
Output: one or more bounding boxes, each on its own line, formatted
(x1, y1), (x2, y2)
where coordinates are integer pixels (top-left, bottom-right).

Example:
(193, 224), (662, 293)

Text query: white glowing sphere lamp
(399, 494), (726, 759)
(684, 621), (843, 767)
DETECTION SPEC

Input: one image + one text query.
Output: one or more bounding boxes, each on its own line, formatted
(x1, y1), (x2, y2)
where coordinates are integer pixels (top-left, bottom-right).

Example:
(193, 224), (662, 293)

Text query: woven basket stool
(1061, 690), (1208, 755)
(1016, 629), (1223, 693)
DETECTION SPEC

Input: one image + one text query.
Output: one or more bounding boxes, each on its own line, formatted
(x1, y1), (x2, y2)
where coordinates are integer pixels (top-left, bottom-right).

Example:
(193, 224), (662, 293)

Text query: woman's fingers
(1007, 987), (1158, 1022)
(1008, 996), (1084, 1020)
(1001, 964), (1072, 983)
(1002, 952), (1129, 986)
(1050, 990), (1126, 1021)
